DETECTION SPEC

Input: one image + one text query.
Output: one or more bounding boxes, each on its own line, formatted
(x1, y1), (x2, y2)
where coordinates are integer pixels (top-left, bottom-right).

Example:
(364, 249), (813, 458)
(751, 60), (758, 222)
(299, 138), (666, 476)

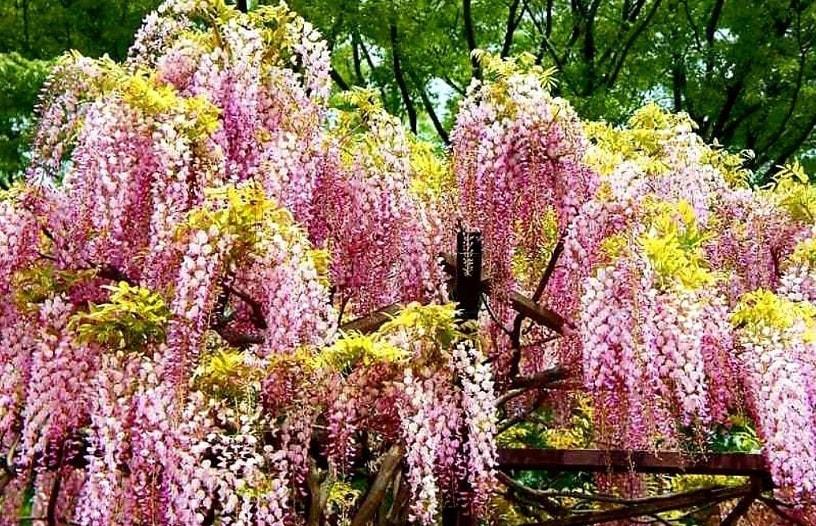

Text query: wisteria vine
(1, 0), (816, 524)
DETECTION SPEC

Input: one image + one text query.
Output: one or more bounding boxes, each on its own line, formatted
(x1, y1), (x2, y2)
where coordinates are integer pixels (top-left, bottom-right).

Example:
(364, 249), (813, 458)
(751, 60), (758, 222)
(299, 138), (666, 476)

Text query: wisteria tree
(1, 1), (816, 525)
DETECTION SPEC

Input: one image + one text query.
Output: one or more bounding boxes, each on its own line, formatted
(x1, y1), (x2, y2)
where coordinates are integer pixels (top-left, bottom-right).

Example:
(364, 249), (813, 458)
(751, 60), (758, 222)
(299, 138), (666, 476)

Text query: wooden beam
(509, 291), (567, 335)
(524, 483), (756, 526)
(720, 478), (762, 526)
(499, 448), (771, 479)
(440, 253), (568, 334)
(339, 303), (402, 334)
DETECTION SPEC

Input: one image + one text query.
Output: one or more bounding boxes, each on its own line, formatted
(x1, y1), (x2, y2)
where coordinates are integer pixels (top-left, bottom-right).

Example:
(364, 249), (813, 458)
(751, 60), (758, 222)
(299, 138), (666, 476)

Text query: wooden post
(443, 228), (482, 526)
(454, 228), (483, 322)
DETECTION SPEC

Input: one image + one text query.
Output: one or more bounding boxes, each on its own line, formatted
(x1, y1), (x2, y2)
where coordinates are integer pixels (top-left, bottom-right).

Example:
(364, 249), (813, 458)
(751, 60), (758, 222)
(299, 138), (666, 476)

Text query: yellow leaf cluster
(194, 348), (265, 401)
(184, 183), (311, 261)
(731, 289), (816, 339)
(409, 139), (454, 201)
(313, 302), (465, 373)
(103, 67), (221, 141)
(639, 199), (715, 291)
(326, 480), (362, 512)
(378, 302), (463, 349)
(788, 236), (816, 269)
(70, 281), (171, 351)
(772, 161), (816, 222)
(311, 331), (409, 372)
(584, 103), (749, 187)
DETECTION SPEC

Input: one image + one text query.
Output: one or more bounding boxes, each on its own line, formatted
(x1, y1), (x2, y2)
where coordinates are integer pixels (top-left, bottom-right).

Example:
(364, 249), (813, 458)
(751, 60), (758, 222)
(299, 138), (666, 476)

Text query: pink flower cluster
(452, 341), (498, 513)
(452, 70), (598, 308)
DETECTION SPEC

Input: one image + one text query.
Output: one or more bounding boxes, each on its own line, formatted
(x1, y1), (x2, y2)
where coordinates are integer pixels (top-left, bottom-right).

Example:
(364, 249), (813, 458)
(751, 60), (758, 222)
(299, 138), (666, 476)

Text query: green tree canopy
(0, 0), (161, 184)
(2, 0), (816, 183)
(288, 0), (816, 180)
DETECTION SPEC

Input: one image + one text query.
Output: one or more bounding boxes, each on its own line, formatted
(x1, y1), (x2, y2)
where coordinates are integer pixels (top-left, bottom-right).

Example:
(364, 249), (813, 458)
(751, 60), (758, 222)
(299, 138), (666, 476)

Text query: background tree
(3, 0), (816, 182)
(288, 0), (816, 181)
(0, 0), (161, 184)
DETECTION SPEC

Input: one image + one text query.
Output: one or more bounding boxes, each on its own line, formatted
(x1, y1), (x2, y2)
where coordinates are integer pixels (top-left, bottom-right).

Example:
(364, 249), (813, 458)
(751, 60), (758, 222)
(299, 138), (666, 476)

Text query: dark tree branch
(223, 283), (267, 330)
(306, 459), (331, 526)
(680, 0), (703, 51)
(705, 0), (725, 47)
(413, 75), (450, 144)
(720, 103), (761, 144)
(331, 68), (351, 91)
(581, 0), (602, 94)
(719, 478), (761, 526)
(756, 15), (811, 164)
(497, 472), (568, 517)
(95, 263), (136, 285)
(758, 496), (811, 526)
(671, 53), (686, 112)
(522, 483), (756, 526)
(509, 240), (564, 377)
(442, 75), (466, 96)
(510, 367), (568, 389)
(389, 22), (418, 134)
(46, 448), (65, 526)
(351, 445), (403, 526)
(351, 31), (365, 84)
(605, 0), (663, 88)
(498, 390), (548, 433)
(501, 0), (523, 58)
(463, 0), (481, 79)
(708, 76), (747, 141)
(765, 109), (816, 180)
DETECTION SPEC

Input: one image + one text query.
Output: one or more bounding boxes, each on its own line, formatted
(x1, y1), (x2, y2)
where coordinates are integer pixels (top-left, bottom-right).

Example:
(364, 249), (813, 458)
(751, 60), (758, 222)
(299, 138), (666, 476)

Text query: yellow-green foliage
(326, 480), (362, 514)
(87, 56), (221, 141)
(599, 232), (628, 262)
(700, 143), (751, 188)
(640, 199), (715, 290)
(584, 104), (678, 177)
(409, 139), (454, 201)
(378, 302), (463, 349)
(772, 161), (816, 222)
(473, 50), (558, 89)
(70, 282), (171, 351)
(471, 50), (558, 116)
(541, 394), (593, 449)
(498, 394), (593, 449)
(331, 88), (408, 178)
(0, 181), (26, 202)
(194, 348), (265, 401)
(789, 235), (816, 269)
(489, 494), (530, 526)
(13, 263), (95, 310)
(309, 248), (331, 288)
(184, 183), (309, 260)
(584, 103), (748, 186)
(731, 289), (816, 338)
(249, 4), (302, 64)
(312, 332), (409, 372)
(314, 302), (464, 372)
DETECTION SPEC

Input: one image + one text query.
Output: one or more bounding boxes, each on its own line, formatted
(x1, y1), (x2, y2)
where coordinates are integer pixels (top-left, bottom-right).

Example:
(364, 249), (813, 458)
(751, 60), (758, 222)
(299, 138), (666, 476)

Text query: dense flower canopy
(1, 1), (816, 524)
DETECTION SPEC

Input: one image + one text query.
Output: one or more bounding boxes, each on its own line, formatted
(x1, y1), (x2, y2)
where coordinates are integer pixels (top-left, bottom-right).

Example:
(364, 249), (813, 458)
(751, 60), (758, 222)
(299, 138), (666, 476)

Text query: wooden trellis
(339, 229), (801, 526)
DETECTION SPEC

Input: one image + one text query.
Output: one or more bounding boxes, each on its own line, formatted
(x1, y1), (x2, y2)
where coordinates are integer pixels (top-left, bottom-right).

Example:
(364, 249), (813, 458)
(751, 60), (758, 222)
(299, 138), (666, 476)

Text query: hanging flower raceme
(452, 53), (598, 310)
(311, 90), (446, 315)
(731, 290), (816, 498)
(579, 199), (742, 450)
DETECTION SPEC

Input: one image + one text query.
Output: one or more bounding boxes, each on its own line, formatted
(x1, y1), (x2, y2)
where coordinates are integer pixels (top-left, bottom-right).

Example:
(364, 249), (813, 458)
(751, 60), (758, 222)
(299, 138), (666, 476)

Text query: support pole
(443, 228), (483, 526)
